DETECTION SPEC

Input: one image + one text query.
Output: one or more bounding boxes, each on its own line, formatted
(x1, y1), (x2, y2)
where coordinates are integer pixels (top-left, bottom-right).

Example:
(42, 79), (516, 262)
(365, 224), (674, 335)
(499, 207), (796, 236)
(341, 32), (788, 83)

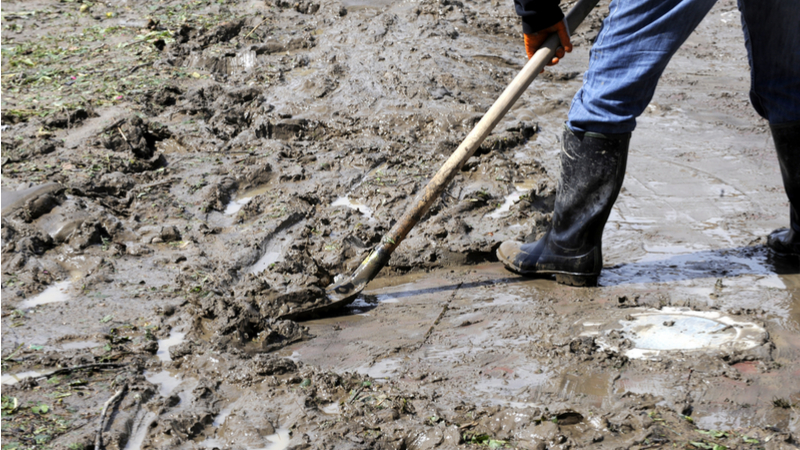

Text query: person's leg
(499, 0), (718, 284)
(738, 0), (800, 258)
(568, 0), (717, 134)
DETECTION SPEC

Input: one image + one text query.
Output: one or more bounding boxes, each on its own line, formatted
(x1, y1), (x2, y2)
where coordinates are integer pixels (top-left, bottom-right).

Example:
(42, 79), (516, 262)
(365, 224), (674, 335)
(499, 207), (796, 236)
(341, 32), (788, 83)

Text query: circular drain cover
(581, 307), (767, 359)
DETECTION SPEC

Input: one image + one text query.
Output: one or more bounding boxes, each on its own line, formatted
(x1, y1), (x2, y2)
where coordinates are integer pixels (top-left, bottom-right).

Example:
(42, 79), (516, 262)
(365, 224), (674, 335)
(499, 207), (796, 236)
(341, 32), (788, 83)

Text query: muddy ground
(2, 0), (799, 448)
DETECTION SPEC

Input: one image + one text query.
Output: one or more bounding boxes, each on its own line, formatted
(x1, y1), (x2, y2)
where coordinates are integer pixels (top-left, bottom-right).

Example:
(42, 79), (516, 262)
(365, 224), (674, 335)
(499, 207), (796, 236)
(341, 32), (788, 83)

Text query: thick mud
(2, 0), (799, 448)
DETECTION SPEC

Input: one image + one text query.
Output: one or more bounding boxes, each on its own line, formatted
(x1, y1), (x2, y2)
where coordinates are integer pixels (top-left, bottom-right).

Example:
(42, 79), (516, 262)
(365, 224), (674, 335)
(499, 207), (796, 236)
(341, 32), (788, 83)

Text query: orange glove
(523, 18), (573, 66)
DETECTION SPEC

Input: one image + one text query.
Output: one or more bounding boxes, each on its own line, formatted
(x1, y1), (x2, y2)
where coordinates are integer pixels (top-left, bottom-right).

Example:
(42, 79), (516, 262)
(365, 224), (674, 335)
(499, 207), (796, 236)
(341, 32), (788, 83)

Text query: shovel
(280, 0), (601, 320)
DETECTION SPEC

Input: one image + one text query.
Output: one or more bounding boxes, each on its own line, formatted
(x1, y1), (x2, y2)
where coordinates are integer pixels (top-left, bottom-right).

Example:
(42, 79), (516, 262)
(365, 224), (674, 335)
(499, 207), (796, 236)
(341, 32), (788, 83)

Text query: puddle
(320, 403), (341, 415)
(487, 189), (525, 219)
(249, 251), (283, 274)
(199, 427), (291, 450)
(144, 370), (184, 397)
(156, 330), (187, 362)
(602, 246), (783, 286)
(473, 368), (551, 401)
(248, 227), (291, 274)
(144, 370), (195, 406)
(212, 403), (235, 427)
(224, 185), (273, 216)
(17, 281), (72, 310)
(263, 427), (291, 450)
(331, 196), (374, 221)
(583, 307), (768, 359)
(347, 292), (398, 313)
(487, 181), (537, 219)
(123, 411), (157, 450)
(0, 182), (62, 215)
(356, 356), (403, 379)
(224, 196), (252, 216)
(55, 254), (103, 281)
(1, 370), (55, 386)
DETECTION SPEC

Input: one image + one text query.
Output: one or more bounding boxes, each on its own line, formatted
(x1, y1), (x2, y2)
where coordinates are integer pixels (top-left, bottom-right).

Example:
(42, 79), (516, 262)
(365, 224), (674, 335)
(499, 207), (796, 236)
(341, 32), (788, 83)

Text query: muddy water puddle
(198, 428), (291, 450)
(16, 280), (72, 310)
(581, 307), (768, 359)
(248, 232), (291, 275)
(224, 185), (274, 216)
(487, 180), (541, 220)
(156, 329), (187, 362)
(1, 369), (56, 386)
(331, 196), (374, 221)
(123, 411), (158, 450)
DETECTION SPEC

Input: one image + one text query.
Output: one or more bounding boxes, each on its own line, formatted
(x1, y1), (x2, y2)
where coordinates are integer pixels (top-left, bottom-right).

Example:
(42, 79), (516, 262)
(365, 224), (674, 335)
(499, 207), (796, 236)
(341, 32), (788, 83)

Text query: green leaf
(489, 439), (507, 449)
(362, 381), (372, 387)
(743, 437), (760, 444)
(713, 445), (727, 450)
(31, 403), (49, 415)
(29, 344), (44, 351)
(300, 378), (311, 388)
(690, 442), (712, 449)
(100, 315), (113, 323)
(1, 396), (19, 413)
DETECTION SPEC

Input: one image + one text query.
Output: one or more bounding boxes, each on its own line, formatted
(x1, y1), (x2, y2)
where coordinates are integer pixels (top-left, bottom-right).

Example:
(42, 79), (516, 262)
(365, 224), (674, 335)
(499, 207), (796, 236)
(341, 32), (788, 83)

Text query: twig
(118, 126), (138, 154)
(132, 178), (174, 192)
(95, 384), (127, 450)
(348, 386), (365, 404)
(117, 127), (129, 143)
(3, 343), (25, 361)
(129, 61), (153, 75)
(244, 18), (268, 40)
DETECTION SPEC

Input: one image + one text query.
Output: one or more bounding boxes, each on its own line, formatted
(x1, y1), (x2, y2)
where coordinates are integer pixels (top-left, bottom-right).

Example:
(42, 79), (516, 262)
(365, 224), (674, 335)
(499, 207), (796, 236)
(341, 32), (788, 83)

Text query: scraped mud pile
(3, 0), (797, 448)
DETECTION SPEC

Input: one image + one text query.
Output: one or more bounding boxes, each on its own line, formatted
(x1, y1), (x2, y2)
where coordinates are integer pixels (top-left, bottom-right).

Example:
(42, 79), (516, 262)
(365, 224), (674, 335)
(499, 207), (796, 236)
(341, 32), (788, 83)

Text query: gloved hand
(523, 18), (572, 65)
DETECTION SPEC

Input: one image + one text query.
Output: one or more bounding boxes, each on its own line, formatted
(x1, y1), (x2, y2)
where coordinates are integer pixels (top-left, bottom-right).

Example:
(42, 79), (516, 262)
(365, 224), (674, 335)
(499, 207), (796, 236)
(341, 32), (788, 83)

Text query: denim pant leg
(567, 0), (717, 135)
(738, 0), (800, 125)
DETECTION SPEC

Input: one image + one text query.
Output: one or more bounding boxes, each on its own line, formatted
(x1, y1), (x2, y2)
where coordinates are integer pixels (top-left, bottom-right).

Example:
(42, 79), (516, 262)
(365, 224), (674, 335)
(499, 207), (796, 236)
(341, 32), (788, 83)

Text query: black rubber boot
(497, 126), (629, 286)
(767, 121), (800, 258)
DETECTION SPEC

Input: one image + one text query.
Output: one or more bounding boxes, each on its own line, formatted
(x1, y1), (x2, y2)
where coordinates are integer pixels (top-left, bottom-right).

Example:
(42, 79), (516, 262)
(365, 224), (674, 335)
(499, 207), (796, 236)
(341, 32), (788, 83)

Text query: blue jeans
(567, 0), (800, 134)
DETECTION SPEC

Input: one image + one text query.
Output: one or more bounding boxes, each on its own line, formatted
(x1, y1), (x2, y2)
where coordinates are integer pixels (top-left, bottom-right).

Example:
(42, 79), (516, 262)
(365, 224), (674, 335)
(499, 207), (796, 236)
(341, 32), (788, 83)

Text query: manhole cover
(581, 307), (767, 359)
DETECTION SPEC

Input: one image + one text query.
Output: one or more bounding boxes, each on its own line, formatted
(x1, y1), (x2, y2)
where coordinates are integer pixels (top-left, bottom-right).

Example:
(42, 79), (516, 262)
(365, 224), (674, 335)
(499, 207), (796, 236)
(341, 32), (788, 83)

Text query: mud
(2, 0), (799, 448)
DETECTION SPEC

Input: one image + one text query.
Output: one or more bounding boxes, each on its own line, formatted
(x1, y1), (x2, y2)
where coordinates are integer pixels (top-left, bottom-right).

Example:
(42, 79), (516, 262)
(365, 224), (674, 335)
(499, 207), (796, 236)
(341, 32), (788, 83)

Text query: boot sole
(498, 254), (599, 287)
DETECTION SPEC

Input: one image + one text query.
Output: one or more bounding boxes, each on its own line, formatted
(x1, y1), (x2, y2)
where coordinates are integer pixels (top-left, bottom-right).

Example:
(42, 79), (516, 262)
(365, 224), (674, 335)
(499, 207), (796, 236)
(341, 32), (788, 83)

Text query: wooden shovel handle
(318, 0), (601, 309)
(380, 0), (601, 253)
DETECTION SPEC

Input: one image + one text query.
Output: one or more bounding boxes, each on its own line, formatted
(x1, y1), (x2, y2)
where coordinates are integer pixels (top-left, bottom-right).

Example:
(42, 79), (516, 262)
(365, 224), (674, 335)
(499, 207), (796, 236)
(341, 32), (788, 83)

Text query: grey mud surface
(2, 0), (799, 448)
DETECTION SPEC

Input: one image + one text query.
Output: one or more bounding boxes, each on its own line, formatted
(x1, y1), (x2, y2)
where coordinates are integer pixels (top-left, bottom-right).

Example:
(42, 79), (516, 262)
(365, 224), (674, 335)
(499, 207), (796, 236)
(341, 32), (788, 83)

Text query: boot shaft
(550, 127), (630, 251)
(769, 120), (800, 231)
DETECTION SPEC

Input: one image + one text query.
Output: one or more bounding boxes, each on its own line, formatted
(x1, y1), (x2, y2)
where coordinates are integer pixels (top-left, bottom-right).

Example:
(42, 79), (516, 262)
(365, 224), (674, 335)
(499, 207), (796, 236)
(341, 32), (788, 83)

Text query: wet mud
(2, 0), (799, 448)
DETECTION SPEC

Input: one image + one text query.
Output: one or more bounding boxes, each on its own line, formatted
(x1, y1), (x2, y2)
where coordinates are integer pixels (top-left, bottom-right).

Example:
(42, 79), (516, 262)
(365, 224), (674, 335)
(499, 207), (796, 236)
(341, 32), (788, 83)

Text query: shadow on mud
(601, 245), (799, 286)
(341, 277), (530, 314)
